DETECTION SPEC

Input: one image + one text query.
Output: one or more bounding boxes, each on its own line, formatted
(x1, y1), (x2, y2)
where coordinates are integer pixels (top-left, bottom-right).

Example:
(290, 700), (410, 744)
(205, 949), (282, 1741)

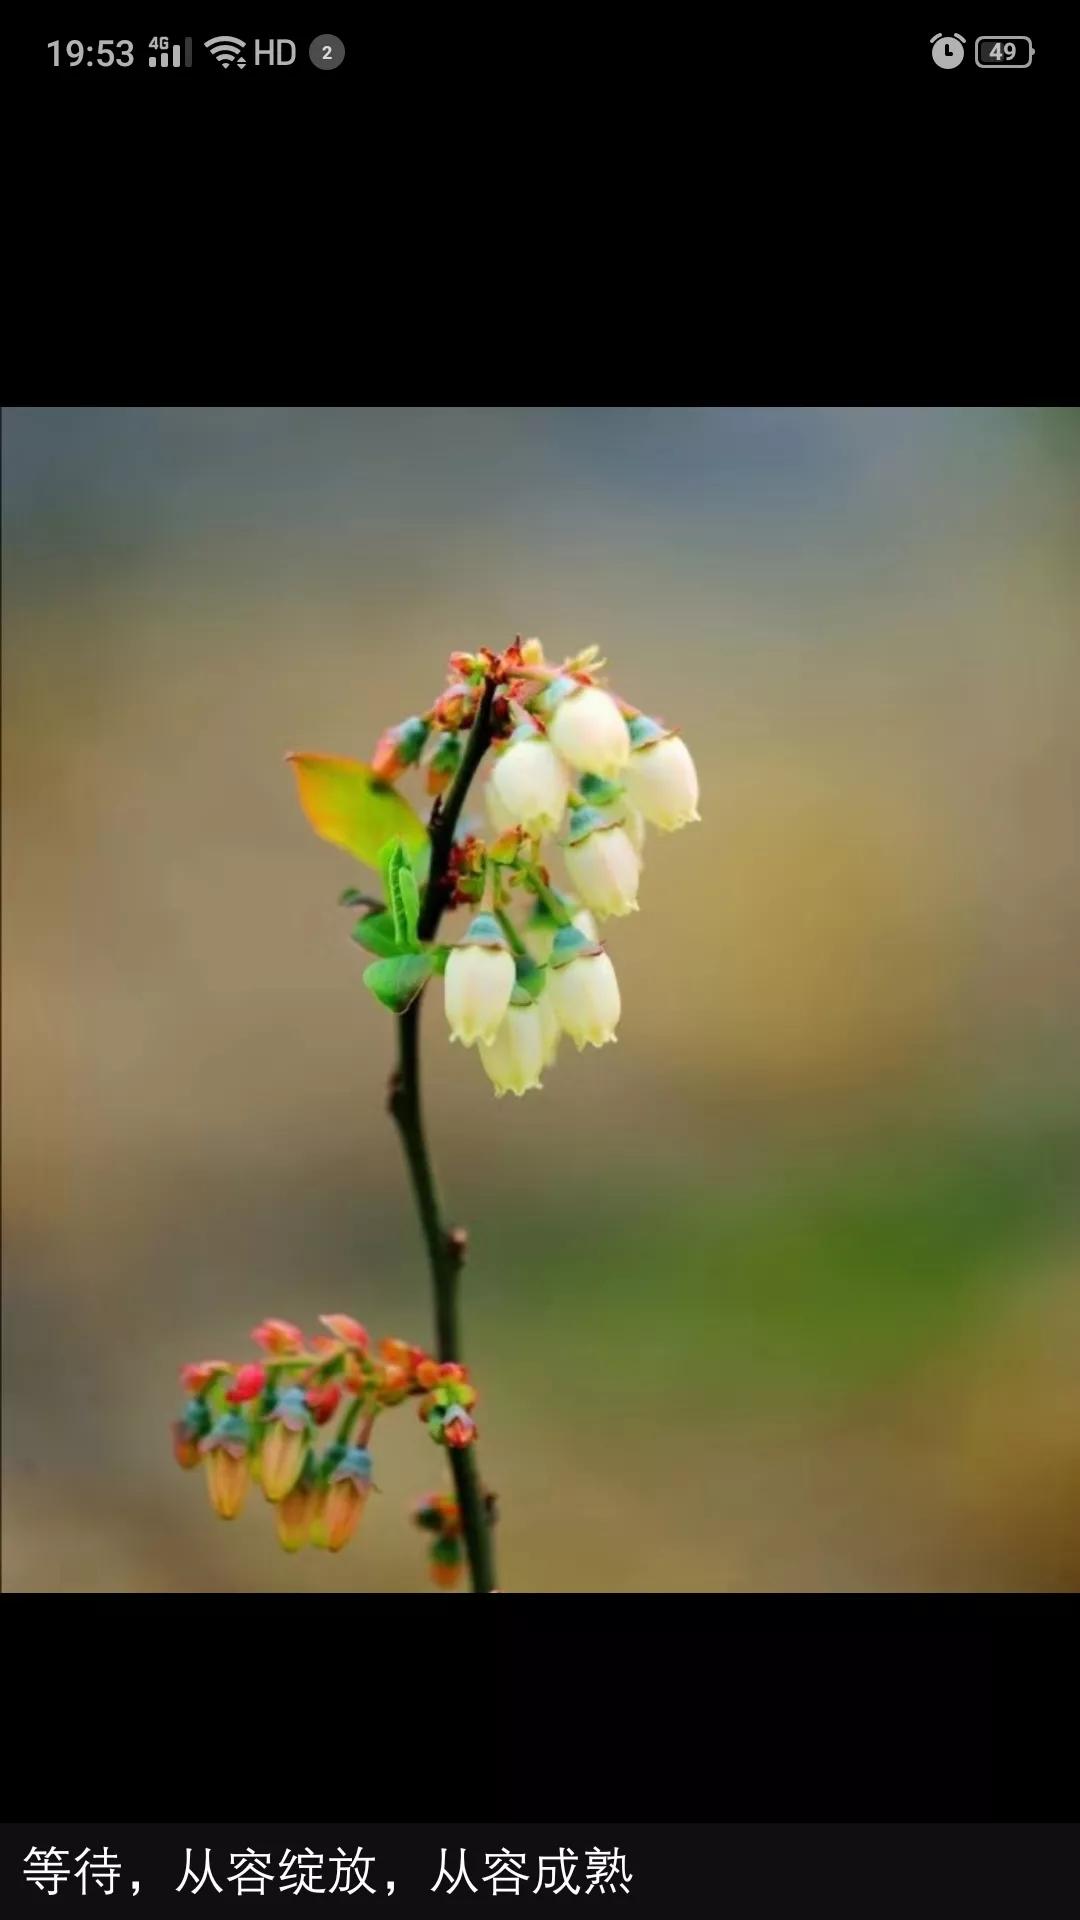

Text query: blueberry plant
(172, 638), (699, 1590)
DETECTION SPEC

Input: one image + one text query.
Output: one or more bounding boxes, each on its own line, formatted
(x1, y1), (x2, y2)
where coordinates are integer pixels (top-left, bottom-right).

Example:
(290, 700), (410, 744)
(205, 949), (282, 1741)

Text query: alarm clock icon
(931, 32), (967, 67)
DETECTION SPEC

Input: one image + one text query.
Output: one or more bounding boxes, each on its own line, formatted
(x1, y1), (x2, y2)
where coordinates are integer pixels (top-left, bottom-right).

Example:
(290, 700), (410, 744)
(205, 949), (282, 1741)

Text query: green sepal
(578, 772), (625, 809)
(395, 715), (431, 766)
(538, 674), (578, 715)
(565, 804), (609, 846)
(513, 951), (547, 1001)
(627, 712), (669, 750)
(549, 923), (601, 968)
(461, 912), (509, 950)
(362, 952), (435, 1012)
(351, 910), (403, 958)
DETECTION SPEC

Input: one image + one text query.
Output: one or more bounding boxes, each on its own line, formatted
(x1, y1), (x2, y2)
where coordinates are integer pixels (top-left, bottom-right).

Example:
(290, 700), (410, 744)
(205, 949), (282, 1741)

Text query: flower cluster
(320, 637), (699, 1099)
(172, 1315), (478, 1555)
(411, 1489), (498, 1589)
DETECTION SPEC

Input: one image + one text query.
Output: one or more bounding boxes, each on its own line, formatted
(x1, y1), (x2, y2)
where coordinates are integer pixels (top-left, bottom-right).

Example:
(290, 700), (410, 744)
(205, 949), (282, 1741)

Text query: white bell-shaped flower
(479, 997), (546, 1097)
(623, 716), (700, 831)
(444, 914), (515, 1047)
(563, 807), (641, 919)
(546, 679), (631, 779)
(485, 776), (517, 836)
(548, 925), (621, 1050)
(489, 727), (571, 835)
(538, 986), (561, 1066)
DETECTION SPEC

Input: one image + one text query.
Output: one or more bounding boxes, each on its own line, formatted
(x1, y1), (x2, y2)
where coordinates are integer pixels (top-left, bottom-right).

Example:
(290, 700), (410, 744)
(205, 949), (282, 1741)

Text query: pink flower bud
(318, 1314), (369, 1350)
(251, 1318), (304, 1355)
(179, 1359), (230, 1395)
(225, 1362), (267, 1405)
(305, 1382), (342, 1426)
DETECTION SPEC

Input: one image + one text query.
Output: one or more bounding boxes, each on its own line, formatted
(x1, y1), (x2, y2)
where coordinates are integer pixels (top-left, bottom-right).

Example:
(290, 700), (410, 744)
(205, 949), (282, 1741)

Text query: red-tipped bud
(171, 1420), (201, 1471)
(381, 1336), (422, 1373)
(372, 716), (429, 782)
(380, 1362), (410, 1403)
(225, 1362), (267, 1405)
(251, 1318), (304, 1356)
(414, 1358), (440, 1390)
(318, 1314), (369, 1350)
(342, 1351), (368, 1393)
(433, 682), (471, 729)
(305, 1382), (342, 1426)
(179, 1359), (230, 1395)
(442, 1407), (478, 1450)
(430, 1537), (464, 1589)
(437, 1362), (466, 1384)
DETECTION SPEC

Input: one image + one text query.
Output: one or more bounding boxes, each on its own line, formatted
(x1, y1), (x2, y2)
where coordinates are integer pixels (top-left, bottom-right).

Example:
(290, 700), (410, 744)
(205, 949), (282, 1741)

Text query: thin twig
(387, 677), (499, 1592)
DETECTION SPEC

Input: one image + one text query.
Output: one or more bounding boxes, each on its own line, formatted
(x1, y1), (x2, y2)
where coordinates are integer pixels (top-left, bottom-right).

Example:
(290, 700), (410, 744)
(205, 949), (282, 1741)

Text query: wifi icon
(205, 35), (247, 67)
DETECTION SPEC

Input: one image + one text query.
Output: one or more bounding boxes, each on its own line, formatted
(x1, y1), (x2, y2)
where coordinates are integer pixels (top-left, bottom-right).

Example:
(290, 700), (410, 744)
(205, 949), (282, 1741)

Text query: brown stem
(388, 676), (499, 1592)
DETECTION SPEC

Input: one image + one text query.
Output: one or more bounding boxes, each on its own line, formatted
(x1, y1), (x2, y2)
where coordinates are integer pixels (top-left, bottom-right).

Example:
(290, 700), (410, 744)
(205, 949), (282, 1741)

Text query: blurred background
(3, 406), (1078, 1592)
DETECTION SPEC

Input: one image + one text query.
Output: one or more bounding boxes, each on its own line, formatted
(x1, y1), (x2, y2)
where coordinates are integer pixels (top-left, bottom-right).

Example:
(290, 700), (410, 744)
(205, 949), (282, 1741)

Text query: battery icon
(975, 37), (1034, 67)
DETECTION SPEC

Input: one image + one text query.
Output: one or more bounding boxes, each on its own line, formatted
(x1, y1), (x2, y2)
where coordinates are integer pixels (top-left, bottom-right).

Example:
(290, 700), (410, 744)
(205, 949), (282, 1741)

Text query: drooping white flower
(621, 802), (647, 860)
(563, 807), (641, 919)
(479, 998), (546, 1097)
(489, 727), (571, 835)
(546, 679), (631, 779)
(485, 776), (517, 836)
(623, 716), (700, 831)
(538, 986), (561, 1066)
(548, 925), (621, 1050)
(444, 915), (515, 1047)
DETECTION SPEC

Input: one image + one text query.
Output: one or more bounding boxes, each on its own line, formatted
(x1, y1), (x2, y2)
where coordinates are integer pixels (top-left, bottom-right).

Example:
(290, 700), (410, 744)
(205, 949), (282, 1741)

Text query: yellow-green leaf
(286, 753), (428, 871)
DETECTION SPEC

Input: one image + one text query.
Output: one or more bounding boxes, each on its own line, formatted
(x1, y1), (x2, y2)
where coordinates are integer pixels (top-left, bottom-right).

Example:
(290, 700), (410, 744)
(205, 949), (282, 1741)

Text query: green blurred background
(3, 406), (1078, 1591)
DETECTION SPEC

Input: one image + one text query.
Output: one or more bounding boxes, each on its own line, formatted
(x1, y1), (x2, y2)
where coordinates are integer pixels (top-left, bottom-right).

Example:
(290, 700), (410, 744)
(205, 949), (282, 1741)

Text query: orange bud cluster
(412, 1487), (497, 1590)
(173, 1313), (479, 1558)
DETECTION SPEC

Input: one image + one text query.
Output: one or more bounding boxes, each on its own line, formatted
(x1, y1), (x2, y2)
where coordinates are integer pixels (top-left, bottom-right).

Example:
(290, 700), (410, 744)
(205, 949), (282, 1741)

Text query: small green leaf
(513, 951), (548, 1001)
(411, 839), (433, 888)
(350, 910), (403, 958)
(398, 863), (421, 947)
(379, 838), (422, 952)
(362, 953), (435, 1013)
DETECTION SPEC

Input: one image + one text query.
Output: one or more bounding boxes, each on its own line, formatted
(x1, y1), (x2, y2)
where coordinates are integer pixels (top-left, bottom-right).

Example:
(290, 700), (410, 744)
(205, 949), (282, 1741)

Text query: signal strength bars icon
(148, 39), (192, 67)
(205, 36), (247, 67)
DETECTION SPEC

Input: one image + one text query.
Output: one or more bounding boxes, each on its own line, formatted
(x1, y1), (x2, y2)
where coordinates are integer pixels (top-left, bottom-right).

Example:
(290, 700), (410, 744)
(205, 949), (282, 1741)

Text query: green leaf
(411, 839), (432, 888)
(287, 753), (428, 872)
(399, 863), (421, 947)
(513, 951), (548, 1001)
(362, 953), (435, 1013)
(378, 838), (422, 952)
(350, 910), (403, 959)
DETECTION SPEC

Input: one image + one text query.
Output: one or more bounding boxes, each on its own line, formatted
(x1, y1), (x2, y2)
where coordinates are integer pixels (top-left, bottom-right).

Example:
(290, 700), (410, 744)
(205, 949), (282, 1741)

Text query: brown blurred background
(3, 406), (1078, 1591)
